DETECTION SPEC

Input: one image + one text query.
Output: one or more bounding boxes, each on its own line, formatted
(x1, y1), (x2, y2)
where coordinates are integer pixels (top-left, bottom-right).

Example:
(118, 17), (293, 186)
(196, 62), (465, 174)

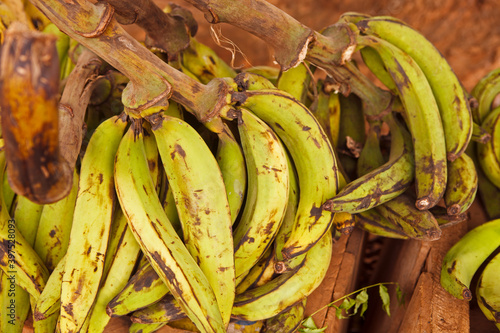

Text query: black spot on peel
(63, 303), (74, 317)
(234, 233), (255, 253)
(309, 204), (323, 223)
(98, 173), (103, 184)
(391, 58), (411, 91)
(447, 260), (456, 274)
(312, 137), (321, 149)
(172, 144), (186, 160)
(70, 276), (86, 302)
(148, 160), (156, 171)
(132, 268), (159, 291)
(261, 218), (277, 236)
(49, 230), (56, 238)
(356, 19), (369, 32)
(149, 250), (204, 312)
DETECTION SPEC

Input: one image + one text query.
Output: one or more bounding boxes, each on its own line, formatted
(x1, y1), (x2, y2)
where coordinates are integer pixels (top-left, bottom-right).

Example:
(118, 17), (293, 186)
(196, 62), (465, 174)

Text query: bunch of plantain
(318, 13), (476, 241)
(0, 1), (491, 332)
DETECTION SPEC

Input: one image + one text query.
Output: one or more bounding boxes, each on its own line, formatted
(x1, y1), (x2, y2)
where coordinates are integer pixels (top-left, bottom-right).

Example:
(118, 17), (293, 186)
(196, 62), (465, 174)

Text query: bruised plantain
(0, 23), (72, 204)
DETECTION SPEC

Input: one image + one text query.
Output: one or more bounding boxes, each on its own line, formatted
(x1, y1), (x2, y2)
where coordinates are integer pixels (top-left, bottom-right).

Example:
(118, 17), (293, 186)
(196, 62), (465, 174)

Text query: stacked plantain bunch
(0, 0), (489, 332)
(320, 13), (476, 240)
(439, 68), (500, 330)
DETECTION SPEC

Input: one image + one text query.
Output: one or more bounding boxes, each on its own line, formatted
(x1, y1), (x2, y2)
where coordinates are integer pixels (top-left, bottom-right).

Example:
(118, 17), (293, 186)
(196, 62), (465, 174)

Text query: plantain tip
(447, 204), (461, 216)
(415, 197), (431, 210)
(462, 288), (472, 301)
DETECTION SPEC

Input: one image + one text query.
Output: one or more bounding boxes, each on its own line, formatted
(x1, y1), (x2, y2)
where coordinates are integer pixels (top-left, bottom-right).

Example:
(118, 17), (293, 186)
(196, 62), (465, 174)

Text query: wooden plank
(420, 217), (470, 332)
(303, 232), (350, 328)
(362, 237), (432, 333)
(398, 271), (435, 332)
(323, 228), (366, 333)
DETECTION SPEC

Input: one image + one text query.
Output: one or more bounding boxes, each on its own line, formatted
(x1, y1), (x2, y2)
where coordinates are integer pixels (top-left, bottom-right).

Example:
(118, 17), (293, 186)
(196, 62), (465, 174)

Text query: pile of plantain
(0, 0), (499, 332)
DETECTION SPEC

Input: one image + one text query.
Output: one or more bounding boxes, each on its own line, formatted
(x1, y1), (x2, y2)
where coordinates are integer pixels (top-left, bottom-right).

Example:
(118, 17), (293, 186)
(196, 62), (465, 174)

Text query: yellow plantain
(114, 122), (225, 333)
(231, 232), (332, 321)
(232, 108), (289, 284)
(59, 114), (127, 333)
(151, 113), (235, 327)
(358, 34), (447, 210)
(227, 89), (338, 260)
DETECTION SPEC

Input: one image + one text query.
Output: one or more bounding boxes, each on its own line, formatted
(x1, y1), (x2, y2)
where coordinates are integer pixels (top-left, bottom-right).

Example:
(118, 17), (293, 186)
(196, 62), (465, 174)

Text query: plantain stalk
(32, 0), (229, 122)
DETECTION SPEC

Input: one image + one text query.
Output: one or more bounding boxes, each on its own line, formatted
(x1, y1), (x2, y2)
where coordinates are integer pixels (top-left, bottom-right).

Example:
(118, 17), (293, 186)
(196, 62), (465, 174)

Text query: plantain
(476, 252), (500, 326)
(354, 209), (409, 240)
(261, 298), (306, 333)
(357, 34), (447, 210)
(477, 106), (500, 188)
(241, 65), (280, 86)
(232, 108), (289, 284)
(277, 62), (312, 104)
(471, 67), (500, 124)
(129, 322), (167, 333)
(0, 22), (72, 204)
(33, 255), (66, 322)
(231, 232), (332, 321)
(337, 93), (366, 180)
(310, 79), (341, 148)
(151, 113), (235, 327)
(34, 168), (78, 271)
(357, 17), (473, 161)
(235, 247), (277, 294)
(444, 152), (478, 215)
(114, 121), (225, 333)
(227, 89), (339, 261)
(86, 209), (142, 333)
(59, 114), (127, 333)
(107, 262), (168, 317)
(181, 37), (237, 84)
(441, 219), (500, 300)
(130, 294), (186, 324)
(234, 71), (278, 91)
(0, 141), (49, 301)
(323, 113), (414, 213)
(215, 122), (246, 224)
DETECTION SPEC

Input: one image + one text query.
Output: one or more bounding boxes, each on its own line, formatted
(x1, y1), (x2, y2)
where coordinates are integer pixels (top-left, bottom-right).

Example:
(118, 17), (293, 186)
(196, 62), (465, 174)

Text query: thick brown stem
(185, 0), (314, 70)
(184, 0), (389, 114)
(31, 0), (228, 121)
(58, 48), (102, 168)
(101, 0), (197, 58)
(324, 62), (392, 117)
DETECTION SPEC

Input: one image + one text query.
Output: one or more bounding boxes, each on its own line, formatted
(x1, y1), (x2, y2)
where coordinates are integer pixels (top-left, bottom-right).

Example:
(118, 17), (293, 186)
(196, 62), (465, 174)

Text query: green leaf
(299, 317), (327, 333)
(354, 289), (369, 317)
(340, 297), (356, 311)
(334, 305), (348, 319)
(379, 284), (391, 316)
(396, 284), (405, 305)
(301, 317), (317, 329)
(360, 299), (369, 317)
